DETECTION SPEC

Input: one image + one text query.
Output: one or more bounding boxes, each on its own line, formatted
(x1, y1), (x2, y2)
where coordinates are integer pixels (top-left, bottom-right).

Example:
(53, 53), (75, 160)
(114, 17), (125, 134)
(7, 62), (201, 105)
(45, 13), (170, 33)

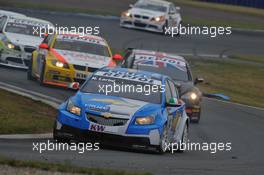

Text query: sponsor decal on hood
(81, 94), (148, 119)
(129, 8), (165, 18)
(4, 32), (43, 47)
(54, 49), (111, 68)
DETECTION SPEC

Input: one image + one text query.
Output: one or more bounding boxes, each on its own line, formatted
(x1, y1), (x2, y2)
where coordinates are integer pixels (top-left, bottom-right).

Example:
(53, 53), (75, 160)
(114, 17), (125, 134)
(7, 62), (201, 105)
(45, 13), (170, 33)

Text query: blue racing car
(53, 67), (189, 153)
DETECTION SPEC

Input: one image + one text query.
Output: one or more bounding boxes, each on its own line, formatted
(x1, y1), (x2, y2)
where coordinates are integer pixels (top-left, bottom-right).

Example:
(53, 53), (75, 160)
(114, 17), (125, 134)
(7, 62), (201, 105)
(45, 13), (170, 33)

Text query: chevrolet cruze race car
(54, 67), (189, 153)
(120, 0), (182, 33)
(28, 33), (123, 88)
(0, 14), (52, 69)
(121, 49), (204, 123)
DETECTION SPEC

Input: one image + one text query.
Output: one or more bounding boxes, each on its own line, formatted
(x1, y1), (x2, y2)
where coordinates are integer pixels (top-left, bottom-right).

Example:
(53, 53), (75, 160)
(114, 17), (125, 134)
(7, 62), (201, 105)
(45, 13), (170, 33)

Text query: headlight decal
(135, 115), (155, 125)
(67, 100), (81, 116)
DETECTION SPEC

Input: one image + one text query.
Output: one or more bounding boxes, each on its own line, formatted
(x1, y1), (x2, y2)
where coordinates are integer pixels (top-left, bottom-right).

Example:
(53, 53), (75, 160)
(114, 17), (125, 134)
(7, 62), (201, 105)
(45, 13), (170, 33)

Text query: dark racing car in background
(121, 48), (204, 123)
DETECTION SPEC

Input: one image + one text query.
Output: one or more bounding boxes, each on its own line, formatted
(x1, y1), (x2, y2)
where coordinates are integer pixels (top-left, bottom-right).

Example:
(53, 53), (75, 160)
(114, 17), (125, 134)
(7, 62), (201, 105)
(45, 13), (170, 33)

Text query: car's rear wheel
(157, 124), (169, 154)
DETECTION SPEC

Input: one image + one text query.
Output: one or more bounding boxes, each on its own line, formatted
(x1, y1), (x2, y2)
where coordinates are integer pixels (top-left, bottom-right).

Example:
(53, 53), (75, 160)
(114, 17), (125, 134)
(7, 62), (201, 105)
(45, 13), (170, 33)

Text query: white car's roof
(0, 10), (26, 17)
(137, 0), (171, 6)
(8, 15), (52, 25)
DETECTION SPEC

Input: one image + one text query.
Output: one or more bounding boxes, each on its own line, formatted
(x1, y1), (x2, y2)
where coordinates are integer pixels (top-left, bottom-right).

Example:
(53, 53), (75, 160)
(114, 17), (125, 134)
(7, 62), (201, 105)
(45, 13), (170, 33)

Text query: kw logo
(90, 124), (105, 132)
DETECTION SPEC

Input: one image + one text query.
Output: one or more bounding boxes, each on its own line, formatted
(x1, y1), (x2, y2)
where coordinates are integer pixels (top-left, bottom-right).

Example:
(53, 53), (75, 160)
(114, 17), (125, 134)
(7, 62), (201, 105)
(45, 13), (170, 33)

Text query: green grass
(229, 55), (264, 64)
(0, 156), (151, 175)
(187, 58), (264, 108)
(0, 89), (56, 134)
(183, 16), (264, 30)
(173, 0), (264, 18)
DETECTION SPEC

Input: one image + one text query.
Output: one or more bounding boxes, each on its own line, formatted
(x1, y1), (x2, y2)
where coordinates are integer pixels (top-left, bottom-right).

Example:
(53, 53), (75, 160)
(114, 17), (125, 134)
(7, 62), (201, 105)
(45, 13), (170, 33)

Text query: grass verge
(229, 55), (264, 64)
(0, 156), (151, 175)
(187, 58), (264, 108)
(173, 0), (264, 18)
(0, 89), (56, 134)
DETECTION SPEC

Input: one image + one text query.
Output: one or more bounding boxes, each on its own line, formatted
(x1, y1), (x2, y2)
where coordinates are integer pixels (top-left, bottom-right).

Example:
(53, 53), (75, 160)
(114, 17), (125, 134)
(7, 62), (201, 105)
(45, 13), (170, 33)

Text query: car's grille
(87, 113), (128, 126)
(73, 65), (98, 72)
(134, 22), (147, 28)
(6, 57), (23, 64)
(24, 46), (36, 53)
(24, 60), (30, 67)
(134, 14), (141, 18)
(73, 65), (86, 71)
(134, 14), (149, 20)
(88, 67), (98, 72)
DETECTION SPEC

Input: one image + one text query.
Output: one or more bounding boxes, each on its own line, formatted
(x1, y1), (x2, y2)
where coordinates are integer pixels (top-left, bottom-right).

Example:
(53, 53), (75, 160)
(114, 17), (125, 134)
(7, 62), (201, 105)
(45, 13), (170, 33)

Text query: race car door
(165, 79), (183, 142)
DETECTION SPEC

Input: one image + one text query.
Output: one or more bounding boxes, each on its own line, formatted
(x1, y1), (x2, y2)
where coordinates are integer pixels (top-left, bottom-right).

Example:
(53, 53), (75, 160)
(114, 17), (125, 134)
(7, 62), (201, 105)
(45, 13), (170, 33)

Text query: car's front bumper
(43, 62), (93, 88)
(54, 123), (159, 150)
(0, 49), (32, 69)
(120, 17), (164, 33)
(54, 109), (161, 150)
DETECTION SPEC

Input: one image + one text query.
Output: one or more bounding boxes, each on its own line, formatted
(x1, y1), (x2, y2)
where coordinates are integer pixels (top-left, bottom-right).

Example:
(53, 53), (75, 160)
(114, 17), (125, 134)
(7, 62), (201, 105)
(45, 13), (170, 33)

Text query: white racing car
(120, 0), (182, 33)
(0, 10), (26, 17)
(0, 14), (53, 69)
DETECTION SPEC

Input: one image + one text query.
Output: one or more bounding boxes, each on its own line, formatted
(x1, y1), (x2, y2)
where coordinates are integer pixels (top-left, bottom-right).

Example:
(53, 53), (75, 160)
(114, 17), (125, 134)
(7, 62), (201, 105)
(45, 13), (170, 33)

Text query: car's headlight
(122, 11), (132, 18)
(6, 42), (20, 51)
(182, 92), (198, 101)
(67, 100), (81, 116)
(151, 15), (165, 22)
(135, 116), (155, 125)
(51, 60), (69, 69)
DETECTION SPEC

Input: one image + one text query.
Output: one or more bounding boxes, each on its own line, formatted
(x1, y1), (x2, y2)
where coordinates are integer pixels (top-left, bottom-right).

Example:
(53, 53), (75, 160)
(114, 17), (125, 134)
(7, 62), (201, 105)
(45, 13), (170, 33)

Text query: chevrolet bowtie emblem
(102, 112), (112, 119)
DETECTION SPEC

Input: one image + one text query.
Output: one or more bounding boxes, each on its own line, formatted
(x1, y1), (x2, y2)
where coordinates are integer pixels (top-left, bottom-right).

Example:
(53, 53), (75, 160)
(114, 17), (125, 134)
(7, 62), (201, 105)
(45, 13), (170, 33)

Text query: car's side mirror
(166, 97), (181, 107)
(194, 77), (204, 85)
(113, 54), (123, 61)
(39, 43), (49, 50)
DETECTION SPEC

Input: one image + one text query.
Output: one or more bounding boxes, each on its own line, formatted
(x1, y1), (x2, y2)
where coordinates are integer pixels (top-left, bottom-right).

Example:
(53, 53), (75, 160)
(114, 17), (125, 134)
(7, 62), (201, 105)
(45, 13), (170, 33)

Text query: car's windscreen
(54, 39), (110, 57)
(134, 64), (189, 81)
(5, 22), (47, 37)
(81, 73), (162, 104)
(134, 2), (167, 12)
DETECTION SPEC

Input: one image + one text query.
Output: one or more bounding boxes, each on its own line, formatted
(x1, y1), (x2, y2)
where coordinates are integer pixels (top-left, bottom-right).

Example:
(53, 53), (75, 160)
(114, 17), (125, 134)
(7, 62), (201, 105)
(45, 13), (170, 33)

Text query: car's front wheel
(177, 123), (188, 153)
(39, 60), (46, 86)
(53, 121), (70, 143)
(27, 56), (34, 80)
(157, 124), (169, 154)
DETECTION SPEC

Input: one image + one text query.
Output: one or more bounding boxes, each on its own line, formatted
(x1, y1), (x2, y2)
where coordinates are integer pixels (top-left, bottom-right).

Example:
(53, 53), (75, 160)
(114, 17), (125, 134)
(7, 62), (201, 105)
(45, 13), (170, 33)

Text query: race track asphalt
(0, 8), (264, 175)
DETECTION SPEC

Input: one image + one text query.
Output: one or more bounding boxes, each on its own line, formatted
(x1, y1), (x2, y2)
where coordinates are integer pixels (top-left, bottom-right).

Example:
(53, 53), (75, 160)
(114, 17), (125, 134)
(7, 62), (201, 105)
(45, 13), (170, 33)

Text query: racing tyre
(157, 124), (169, 154)
(177, 123), (188, 153)
(39, 59), (46, 86)
(53, 122), (70, 143)
(27, 56), (34, 80)
(162, 20), (169, 35)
